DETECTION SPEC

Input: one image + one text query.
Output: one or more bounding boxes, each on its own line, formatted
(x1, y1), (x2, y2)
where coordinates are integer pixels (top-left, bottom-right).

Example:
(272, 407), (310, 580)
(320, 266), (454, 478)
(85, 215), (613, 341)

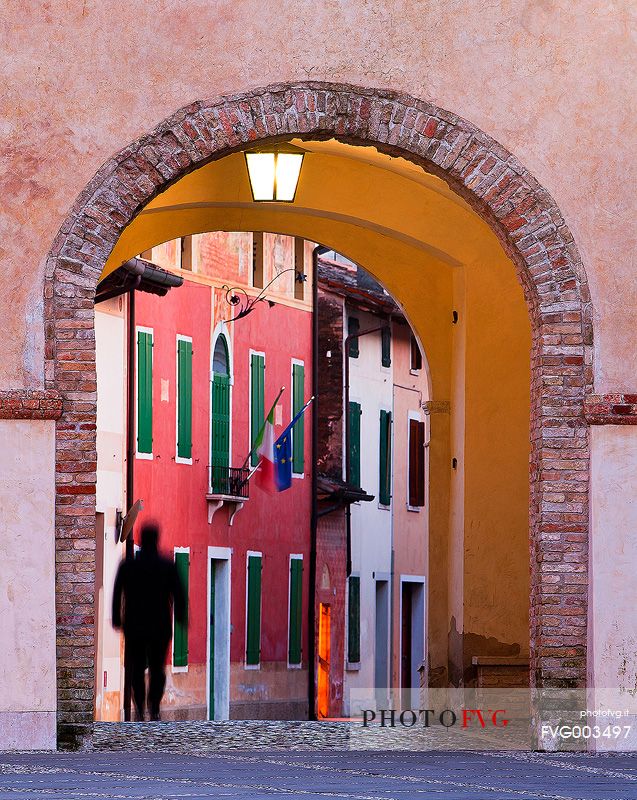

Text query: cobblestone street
(1, 750), (636, 799)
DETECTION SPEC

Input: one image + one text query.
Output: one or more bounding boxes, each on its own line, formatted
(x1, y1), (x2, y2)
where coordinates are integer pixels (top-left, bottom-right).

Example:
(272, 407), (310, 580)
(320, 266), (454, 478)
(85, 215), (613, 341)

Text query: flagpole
(241, 385), (285, 471)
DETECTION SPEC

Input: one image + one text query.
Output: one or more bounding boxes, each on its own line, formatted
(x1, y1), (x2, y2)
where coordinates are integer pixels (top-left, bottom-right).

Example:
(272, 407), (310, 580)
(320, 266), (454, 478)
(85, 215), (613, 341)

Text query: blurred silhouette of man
(112, 521), (186, 721)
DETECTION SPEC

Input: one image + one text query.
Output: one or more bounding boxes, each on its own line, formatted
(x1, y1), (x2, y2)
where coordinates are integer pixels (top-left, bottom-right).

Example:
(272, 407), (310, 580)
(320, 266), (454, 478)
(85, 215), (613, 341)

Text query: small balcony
(206, 465), (250, 526)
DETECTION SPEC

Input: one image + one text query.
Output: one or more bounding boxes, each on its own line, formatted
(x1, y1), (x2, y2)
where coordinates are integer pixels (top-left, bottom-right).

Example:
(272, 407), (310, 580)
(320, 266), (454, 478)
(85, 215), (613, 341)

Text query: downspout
(123, 287), (137, 722)
(309, 244), (329, 720)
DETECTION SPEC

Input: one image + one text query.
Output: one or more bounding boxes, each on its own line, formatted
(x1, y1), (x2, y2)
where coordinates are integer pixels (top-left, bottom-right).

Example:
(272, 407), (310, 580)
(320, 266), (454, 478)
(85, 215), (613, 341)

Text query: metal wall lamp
(244, 143), (305, 202)
(221, 267), (305, 323)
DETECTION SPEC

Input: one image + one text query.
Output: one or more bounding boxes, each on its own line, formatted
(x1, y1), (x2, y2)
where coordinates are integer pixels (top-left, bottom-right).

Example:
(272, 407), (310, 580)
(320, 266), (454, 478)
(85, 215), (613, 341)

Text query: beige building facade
(0, 2), (635, 749)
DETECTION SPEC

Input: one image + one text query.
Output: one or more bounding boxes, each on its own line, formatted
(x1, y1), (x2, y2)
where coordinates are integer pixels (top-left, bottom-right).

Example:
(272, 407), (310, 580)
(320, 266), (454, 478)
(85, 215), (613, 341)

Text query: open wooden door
(317, 603), (331, 718)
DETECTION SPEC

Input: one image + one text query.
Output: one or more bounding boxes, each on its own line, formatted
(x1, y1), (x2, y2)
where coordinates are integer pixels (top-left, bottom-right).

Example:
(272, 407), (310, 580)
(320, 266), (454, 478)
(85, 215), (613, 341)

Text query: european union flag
(274, 429), (293, 491)
(272, 397), (314, 492)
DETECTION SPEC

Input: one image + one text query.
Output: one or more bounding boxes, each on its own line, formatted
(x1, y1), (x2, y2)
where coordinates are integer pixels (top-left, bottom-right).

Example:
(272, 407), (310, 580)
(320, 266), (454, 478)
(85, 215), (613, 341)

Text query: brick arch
(45, 82), (592, 746)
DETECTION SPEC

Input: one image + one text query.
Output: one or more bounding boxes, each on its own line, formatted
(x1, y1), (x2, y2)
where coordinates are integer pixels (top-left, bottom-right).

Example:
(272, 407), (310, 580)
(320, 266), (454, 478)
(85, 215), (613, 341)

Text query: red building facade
(130, 232), (313, 720)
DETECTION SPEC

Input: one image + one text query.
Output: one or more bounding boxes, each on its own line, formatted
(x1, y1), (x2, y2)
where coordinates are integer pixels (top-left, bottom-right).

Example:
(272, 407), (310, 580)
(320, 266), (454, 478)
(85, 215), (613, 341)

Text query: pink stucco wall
(0, 1), (634, 392)
(2, 1), (636, 742)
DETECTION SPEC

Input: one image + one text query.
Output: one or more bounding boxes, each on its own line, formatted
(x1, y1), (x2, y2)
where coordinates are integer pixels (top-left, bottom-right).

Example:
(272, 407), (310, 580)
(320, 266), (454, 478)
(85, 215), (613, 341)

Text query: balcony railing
(208, 465), (250, 499)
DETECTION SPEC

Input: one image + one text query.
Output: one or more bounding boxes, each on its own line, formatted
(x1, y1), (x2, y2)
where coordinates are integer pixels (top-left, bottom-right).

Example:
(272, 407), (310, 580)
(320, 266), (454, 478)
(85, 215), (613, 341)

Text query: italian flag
(255, 408), (277, 493)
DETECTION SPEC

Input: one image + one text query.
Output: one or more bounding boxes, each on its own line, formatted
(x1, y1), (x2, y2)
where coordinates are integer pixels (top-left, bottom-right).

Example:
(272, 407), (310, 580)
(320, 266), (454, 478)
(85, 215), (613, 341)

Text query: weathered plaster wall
(461, 241), (532, 678)
(0, 421), (57, 749)
(0, 1), (634, 390)
(590, 426), (637, 691)
(0, 2), (633, 744)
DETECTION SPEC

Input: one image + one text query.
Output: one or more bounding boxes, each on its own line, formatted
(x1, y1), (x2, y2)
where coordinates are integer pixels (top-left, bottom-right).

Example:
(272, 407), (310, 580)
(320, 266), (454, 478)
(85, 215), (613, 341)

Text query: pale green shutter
(137, 330), (153, 454)
(173, 552), (189, 667)
(246, 554), (262, 665)
(348, 317), (360, 358)
(292, 363), (305, 474)
(250, 354), (265, 467)
(379, 410), (391, 505)
(177, 339), (192, 459)
(348, 401), (361, 487)
(288, 558), (303, 664)
(348, 575), (360, 663)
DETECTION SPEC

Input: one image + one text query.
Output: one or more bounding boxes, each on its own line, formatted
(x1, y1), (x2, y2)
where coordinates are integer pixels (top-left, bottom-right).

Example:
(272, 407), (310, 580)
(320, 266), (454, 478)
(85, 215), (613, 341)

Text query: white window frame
(287, 554), (304, 669)
(135, 325), (154, 460)
(248, 349), (266, 462)
(206, 545), (232, 721)
(172, 546), (190, 673)
(244, 550), (263, 670)
(175, 334), (193, 465)
(290, 358), (305, 478)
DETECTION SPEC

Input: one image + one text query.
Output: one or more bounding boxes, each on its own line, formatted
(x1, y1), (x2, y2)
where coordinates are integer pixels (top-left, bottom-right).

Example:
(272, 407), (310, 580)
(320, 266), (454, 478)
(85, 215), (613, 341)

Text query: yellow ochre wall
(101, 144), (531, 684)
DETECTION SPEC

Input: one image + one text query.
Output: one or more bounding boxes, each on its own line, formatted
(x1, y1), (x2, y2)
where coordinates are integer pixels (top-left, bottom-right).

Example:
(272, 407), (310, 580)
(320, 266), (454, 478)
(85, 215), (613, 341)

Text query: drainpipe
(309, 244), (329, 721)
(123, 287), (136, 722)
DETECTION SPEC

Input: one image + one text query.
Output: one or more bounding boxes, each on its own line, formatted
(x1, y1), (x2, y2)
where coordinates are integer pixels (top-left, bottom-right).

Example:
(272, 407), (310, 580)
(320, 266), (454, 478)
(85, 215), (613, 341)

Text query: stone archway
(43, 82), (592, 746)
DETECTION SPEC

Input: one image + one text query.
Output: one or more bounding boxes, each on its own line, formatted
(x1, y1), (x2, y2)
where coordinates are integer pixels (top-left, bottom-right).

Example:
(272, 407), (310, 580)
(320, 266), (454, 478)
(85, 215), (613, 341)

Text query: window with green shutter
(348, 401), (361, 487)
(288, 557), (303, 665)
(250, 353), (265, 467)
(347, 575), (361, 664)
(292, 362), (305, 475)
(177, 337), (193, 460)
(173, 551), (189, 667)
(137, 329), (153, 454)
(379, 410), (392, 505)
(246, 554), (262, 665)
(211, 335), (231, 492)
(348, 317), (360, 358)
(381, 326), (391, 368)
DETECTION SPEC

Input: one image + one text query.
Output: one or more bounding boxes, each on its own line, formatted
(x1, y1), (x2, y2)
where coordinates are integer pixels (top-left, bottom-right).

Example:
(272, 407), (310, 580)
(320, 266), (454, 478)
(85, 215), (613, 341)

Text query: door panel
(317, 603), (331, 719)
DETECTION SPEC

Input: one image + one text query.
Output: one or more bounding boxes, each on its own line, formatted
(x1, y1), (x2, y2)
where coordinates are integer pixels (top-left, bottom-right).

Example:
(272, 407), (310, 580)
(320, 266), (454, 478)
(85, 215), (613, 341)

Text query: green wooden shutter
(177, 338), (193, 459)
(173, 551), (189, 667)
(211, 374), (231, 492)
(379, 410), (391, 505)
(381, 326), (391, 368)
(288, 558), (303, 665)
(250, 354), (265, 467)
(348, 575), (360, 663)
(348, 317), (360, 358)
(137, 330), (153, 454)
(292, 362), (305, 474)
(246, 554), (262, 665)
(348, 401), (361, 487)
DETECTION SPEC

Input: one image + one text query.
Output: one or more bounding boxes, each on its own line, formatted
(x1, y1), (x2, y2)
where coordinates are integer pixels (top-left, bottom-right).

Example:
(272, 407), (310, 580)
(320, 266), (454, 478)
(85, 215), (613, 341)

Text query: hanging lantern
(244, 143), (305, 202)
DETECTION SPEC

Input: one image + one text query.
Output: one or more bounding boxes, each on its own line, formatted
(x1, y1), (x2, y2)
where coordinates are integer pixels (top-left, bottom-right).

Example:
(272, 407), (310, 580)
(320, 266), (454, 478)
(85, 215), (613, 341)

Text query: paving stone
(1, 749), (636, 799)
